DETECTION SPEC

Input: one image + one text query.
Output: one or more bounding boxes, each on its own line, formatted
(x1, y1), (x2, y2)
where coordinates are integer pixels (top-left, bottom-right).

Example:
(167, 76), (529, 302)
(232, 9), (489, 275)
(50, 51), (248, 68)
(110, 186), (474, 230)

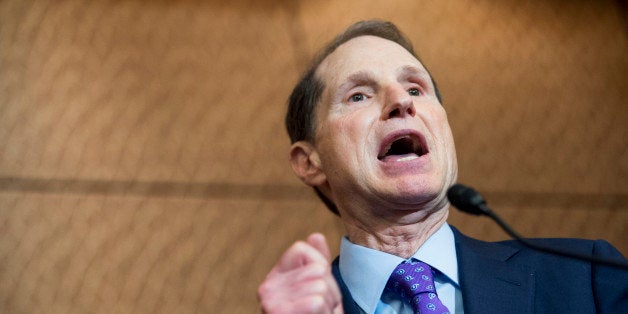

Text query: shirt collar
(412, 223), (459, 286)
(339, 223), (458, 314)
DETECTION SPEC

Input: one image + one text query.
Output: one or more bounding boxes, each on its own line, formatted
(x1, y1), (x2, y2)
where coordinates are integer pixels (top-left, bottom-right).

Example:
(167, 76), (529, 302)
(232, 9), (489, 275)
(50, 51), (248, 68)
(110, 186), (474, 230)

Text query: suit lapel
(452, 227), (535, 314)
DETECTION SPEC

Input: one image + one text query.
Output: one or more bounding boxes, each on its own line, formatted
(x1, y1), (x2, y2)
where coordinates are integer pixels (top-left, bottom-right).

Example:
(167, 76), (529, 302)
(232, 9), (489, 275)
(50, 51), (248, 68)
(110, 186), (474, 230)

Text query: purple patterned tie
(385, 259), (450, 314)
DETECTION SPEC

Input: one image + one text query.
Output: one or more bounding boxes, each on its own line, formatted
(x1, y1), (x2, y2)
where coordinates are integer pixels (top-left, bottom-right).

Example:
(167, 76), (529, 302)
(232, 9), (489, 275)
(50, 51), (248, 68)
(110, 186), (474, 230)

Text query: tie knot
(386, 260), (436, 298)
(385, 259), (450, 314)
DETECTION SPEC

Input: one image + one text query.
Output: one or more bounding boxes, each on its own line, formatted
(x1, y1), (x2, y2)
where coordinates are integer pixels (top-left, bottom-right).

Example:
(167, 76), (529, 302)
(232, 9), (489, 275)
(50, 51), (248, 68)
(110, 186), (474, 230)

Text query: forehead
(315, 35), (429, 87)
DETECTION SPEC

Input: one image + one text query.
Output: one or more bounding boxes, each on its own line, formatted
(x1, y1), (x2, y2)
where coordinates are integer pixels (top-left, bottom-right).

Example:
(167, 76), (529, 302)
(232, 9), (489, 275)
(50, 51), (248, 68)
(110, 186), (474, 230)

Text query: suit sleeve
(591, 240), (628, 313)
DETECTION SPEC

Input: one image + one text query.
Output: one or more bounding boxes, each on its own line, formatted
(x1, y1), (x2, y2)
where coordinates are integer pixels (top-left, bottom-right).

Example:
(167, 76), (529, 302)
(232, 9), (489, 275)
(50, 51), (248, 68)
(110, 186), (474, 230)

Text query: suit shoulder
(451, 226), (626, 265)
(497, 237), (626, 261)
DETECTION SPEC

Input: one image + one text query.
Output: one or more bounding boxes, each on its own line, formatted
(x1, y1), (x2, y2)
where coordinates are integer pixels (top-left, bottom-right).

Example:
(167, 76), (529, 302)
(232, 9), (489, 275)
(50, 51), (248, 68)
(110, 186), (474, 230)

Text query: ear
(289, 141), (327, 187)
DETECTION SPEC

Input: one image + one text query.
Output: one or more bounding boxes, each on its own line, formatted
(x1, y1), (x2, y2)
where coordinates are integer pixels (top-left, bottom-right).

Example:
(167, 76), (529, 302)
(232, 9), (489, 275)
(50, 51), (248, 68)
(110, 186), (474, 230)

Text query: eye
(408, 88), (421, 96)
(349, 93), (367, 103)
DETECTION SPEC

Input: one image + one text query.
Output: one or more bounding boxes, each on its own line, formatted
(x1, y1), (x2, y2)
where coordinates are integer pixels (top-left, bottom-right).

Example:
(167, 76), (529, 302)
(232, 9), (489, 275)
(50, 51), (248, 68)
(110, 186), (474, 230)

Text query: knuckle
(258, 296), (286, 314)
(257, 280), (274, 298)
(290, 240), (308, 251)
(309, 279), (328, 293)
(307, 262), (327, 275)
(306, 295), (327, 313)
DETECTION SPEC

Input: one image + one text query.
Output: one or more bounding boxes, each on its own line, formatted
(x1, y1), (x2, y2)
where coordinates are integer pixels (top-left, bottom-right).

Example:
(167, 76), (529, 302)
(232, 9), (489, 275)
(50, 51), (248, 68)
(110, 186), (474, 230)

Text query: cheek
(318, 114), (373, 167)
(422, 108), (456, 162)
(332, 111), (373, 143)
(424, 107), (451, 139)
(435, 115), (458, 174)
(315, 120), (353, 162)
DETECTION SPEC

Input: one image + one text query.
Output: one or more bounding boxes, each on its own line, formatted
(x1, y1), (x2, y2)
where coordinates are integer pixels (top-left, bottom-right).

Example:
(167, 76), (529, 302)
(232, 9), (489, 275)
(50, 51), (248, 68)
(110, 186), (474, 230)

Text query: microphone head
(447, 183), (489, 216)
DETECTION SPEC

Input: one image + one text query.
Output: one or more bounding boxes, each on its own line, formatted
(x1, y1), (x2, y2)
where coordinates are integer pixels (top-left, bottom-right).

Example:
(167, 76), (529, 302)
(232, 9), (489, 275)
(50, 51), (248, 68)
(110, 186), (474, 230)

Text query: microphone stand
(448, 184), (628, 270)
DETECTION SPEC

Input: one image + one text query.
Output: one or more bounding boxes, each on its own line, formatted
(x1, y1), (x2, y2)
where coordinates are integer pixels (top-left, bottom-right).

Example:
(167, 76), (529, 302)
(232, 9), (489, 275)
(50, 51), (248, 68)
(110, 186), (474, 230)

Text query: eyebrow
(398, 65), (430, 79)
(340, 66), (429, 88)
(338, 71), (376, 91)
(330, 71), (377, 101)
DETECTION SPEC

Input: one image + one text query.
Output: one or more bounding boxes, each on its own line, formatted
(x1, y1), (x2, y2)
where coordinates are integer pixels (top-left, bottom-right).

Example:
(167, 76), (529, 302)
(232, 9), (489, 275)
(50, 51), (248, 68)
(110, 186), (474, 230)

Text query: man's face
(310, 35), (458, 213)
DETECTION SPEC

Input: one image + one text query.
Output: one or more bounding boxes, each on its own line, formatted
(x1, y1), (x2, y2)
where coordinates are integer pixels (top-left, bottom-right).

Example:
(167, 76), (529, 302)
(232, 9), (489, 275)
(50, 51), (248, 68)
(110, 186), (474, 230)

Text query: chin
(382, 179), (444, 205)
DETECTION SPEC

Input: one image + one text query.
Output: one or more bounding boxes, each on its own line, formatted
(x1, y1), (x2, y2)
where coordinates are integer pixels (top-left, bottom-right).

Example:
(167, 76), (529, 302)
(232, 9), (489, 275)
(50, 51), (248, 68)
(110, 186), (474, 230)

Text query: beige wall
(1, 0), (626, 312)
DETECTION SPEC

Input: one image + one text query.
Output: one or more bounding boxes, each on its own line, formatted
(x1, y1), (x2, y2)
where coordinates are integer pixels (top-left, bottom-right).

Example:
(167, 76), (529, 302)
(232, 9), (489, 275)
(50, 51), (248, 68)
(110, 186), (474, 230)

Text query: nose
(381, 84), (416, 120)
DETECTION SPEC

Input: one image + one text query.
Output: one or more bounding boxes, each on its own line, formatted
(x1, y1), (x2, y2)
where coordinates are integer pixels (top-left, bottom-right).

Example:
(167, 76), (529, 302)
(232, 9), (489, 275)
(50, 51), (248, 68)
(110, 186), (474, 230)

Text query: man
(258, 20), (627, 314)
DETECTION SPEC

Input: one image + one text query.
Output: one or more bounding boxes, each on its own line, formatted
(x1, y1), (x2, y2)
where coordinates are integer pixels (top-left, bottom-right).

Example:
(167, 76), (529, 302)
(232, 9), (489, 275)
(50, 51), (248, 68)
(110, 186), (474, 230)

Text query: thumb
(307, 233), (332, 262)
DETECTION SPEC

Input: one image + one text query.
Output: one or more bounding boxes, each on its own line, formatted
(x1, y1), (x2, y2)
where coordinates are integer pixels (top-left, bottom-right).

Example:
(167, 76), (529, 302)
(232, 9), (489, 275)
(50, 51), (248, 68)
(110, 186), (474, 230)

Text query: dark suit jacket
(332, 226), (628, 313)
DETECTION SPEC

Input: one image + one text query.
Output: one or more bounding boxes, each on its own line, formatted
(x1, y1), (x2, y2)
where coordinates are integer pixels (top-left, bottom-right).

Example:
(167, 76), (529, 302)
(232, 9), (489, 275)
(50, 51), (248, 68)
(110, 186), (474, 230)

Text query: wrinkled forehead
(315, 35), (430, 90)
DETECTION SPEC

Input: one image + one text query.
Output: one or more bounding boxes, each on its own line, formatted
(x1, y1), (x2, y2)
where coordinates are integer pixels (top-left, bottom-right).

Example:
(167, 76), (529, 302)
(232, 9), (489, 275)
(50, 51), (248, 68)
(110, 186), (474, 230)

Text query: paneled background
(1, 0), (626, 312)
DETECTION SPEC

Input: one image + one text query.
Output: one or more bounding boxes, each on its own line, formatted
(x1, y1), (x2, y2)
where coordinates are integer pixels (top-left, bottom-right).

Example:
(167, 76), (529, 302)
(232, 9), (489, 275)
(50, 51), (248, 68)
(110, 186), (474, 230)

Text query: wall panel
(0, 0), (300, 184)
(0, 192), (344, 313)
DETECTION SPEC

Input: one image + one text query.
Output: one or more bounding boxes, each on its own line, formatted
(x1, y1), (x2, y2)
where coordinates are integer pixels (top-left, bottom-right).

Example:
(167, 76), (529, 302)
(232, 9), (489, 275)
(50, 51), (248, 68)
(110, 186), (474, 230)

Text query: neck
(341, 205), (449, 259)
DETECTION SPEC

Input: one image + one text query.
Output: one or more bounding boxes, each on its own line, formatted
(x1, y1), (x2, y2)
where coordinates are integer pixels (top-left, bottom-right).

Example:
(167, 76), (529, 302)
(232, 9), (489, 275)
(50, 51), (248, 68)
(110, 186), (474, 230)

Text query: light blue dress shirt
(339, 223), (463, 314)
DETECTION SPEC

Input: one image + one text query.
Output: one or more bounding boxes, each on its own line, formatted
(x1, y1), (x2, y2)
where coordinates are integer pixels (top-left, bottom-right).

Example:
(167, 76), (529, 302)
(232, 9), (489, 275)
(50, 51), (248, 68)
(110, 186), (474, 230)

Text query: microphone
(447, 183), (628, 270)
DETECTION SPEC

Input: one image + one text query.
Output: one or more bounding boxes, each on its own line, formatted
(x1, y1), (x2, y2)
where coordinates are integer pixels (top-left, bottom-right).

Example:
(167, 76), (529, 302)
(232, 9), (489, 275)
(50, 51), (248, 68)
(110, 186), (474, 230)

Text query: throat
(344, 215), (448, 259)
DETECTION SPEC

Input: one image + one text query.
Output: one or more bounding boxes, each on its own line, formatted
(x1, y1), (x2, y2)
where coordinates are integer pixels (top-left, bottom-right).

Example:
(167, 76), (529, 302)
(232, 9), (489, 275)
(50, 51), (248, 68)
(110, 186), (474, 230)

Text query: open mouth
(377, 133), (427, 162)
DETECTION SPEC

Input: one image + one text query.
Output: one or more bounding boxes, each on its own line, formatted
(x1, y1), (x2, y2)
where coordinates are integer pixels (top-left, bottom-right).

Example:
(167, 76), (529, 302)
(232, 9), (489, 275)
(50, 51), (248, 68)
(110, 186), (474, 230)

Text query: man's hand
(258, 233), (343, 314)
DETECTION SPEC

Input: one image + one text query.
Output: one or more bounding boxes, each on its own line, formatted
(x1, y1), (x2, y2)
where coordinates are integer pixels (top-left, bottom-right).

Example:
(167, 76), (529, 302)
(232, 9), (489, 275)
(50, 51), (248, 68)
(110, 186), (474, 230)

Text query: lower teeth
(397, 155), (419, 162)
